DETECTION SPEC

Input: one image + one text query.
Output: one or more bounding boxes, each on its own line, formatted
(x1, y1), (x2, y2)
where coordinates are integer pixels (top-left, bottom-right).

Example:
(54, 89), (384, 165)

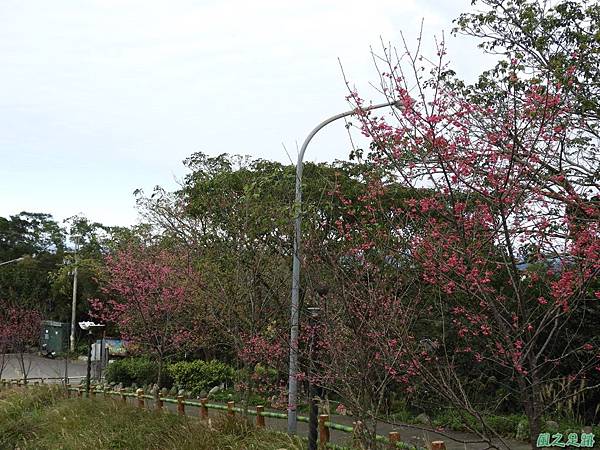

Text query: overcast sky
(0, 0), (495, 227)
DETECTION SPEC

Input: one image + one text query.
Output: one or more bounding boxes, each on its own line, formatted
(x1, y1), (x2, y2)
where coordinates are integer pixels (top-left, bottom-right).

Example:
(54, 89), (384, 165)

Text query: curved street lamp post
(79, 321), (105, 396)
(287, 100), (398, 434)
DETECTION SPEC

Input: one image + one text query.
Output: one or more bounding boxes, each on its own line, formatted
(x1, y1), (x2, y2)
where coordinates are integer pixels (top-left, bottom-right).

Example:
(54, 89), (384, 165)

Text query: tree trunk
(242, 361), (253, 419)
(0, 352), (7, 380)
(157, 355), (163, 388)
(528, 370), (544, 450)
(528, 413), (542, 450)
(18, 351), (27, 383)
(521, 379), (542, 450)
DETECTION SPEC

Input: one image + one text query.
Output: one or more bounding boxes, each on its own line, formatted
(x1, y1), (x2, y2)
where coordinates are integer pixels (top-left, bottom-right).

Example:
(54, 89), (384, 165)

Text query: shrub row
(168, 360), (235, 396)
(105, 358), (234, 395)
(105, 358), (167, 387)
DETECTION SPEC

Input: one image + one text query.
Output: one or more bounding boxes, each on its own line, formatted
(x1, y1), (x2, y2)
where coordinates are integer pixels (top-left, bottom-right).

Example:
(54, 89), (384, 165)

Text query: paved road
(114, 395), (531, 450)
(1, 353), (87, 382)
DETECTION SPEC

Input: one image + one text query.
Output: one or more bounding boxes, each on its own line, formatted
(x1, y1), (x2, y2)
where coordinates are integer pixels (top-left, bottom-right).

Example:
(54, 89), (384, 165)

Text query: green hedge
(168, 360), (235, 397)
(105, 357), (171, 387)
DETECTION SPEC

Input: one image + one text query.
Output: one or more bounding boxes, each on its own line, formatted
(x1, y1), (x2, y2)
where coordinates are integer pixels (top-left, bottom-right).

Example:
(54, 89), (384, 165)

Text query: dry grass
(0, 386), (304, 450)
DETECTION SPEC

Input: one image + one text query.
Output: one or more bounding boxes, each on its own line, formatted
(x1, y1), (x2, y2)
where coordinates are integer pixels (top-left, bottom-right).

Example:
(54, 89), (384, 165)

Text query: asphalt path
(1, 353), (87, 382)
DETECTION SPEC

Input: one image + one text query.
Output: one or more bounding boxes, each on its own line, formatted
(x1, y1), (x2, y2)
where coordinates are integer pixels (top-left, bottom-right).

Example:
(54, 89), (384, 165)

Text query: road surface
(1, 353), (87, 382)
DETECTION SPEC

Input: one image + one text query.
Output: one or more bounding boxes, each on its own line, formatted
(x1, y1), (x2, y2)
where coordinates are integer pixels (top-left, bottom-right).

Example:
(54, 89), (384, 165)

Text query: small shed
(40, 320), (69, 354)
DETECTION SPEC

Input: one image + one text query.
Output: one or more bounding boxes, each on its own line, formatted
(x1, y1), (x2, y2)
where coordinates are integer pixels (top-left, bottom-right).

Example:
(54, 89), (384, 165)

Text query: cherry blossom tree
(238, 332), (287, 410)
(91, 245), (203, 386)
(0, 330), (7, 381)
(0, 311), (11, 381)
(2, 307), (42, 383)
(298, 171), (427, 448)
(346, 32), (599, 448)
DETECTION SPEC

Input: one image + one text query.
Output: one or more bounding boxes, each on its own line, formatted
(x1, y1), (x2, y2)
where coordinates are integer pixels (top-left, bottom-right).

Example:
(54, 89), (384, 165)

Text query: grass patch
(0, 386), (304, 450)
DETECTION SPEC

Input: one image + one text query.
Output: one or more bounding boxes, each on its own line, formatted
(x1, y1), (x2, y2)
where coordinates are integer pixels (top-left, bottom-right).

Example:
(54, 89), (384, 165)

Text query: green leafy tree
(0, 212), (66, 312)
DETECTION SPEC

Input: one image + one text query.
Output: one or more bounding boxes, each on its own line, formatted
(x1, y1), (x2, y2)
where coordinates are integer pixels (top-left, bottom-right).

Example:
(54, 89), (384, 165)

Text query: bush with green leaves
(168, 360), (234, 397)
(210, 388), (267, 407)
(105, 357), (171, 387)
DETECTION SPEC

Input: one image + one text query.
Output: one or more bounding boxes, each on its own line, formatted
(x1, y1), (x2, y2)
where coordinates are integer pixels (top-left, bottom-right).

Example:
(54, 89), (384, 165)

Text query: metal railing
(1, 376), (86, 383)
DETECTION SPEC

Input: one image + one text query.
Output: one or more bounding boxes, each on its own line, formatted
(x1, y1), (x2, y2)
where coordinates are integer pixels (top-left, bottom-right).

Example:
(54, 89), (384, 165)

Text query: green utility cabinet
(40, 320), (69, 354)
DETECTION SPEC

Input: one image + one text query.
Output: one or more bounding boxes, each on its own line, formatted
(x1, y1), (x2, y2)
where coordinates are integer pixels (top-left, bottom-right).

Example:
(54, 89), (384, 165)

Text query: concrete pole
(287, 100), (398, 434)
(70, 265), (78, 352)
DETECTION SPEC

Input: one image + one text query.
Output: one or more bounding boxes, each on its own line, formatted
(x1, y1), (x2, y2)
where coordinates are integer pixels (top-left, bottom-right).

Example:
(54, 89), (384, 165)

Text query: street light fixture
(79, 321), (105, 396)
(287, 100), (399, 434)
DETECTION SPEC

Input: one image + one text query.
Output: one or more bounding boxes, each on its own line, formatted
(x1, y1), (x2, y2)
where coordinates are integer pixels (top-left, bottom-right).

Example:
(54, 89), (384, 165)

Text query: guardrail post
(137, 389), (145, 409)
(90, 386), (96, 398)
(177, 395), (185, 415)
(389, 431), (401, 449)
(431, 441), (446, 450)
(77, 387), (83, 398)
(200, 398), (209, 419)
(352, 420), (365, 447)
(227, 401), (235, 417)
(353, 420), (363, 438)
(256, 405), (265, 427)
(319, 414), (330, 449)
(156, 395), (163, 411)
(120, 388), (126, 404)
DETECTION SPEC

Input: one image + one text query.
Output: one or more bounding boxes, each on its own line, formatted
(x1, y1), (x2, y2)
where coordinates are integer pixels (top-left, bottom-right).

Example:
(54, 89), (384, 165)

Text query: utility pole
(64, 345), (69, 387)
(69, 236), (80, 353)
(70, 265), (78, 352)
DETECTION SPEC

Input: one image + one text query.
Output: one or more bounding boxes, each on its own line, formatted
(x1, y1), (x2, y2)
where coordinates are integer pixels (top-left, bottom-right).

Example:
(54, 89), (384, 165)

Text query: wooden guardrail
(1, 380), (438, 450)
